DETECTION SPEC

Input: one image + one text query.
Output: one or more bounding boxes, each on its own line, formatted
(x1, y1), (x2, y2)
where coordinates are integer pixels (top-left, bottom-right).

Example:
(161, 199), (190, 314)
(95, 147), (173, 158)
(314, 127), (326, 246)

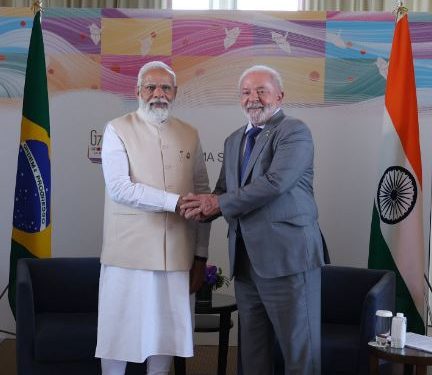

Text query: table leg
(174, 356), (186, 375)
(403, 364), (414, 375)
(369, 353), (380, 375)
(414, 365), (426, 375)
(217, 311), (231, 375)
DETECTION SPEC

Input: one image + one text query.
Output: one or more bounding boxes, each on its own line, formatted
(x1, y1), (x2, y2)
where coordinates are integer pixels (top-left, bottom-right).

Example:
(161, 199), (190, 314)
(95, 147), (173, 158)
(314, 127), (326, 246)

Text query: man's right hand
(175, 192), (196, 215)
(175, 195), (186, 214)
(181, 193), (220, 220)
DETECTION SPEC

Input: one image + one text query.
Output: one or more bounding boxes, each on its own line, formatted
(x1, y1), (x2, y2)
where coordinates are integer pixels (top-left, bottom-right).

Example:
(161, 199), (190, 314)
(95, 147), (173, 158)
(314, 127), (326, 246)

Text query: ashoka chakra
(377, 166), (417, 225)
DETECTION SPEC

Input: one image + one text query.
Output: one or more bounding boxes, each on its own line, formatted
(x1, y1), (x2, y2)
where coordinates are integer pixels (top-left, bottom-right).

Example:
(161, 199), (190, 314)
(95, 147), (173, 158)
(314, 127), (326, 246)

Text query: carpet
(0, 339), (237, 375)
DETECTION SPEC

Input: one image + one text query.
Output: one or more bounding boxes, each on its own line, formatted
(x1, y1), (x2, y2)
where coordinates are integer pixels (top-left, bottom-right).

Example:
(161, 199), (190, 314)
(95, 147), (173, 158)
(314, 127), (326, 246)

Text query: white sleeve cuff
(164, 193), (180, 212)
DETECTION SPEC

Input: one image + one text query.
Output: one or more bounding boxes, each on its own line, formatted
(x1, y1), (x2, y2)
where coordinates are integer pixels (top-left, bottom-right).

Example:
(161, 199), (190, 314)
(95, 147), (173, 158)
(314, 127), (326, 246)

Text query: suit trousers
(234, 237), (321, 375)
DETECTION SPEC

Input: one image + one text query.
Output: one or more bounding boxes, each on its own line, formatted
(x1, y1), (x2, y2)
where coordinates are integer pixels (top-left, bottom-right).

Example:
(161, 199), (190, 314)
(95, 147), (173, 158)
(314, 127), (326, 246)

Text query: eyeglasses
(141, 83), (174, 95)
(240, 88), (271, 98)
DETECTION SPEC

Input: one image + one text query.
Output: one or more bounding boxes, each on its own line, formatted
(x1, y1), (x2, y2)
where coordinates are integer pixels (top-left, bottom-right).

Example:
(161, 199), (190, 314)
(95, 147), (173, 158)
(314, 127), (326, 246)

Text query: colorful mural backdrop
(1, 9), (432, 107)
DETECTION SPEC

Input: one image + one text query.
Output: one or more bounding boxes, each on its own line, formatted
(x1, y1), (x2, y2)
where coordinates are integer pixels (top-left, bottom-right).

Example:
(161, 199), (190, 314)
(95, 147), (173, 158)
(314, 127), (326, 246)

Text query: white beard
(242, 103), (276, 125)
(139, 98), (171, 124)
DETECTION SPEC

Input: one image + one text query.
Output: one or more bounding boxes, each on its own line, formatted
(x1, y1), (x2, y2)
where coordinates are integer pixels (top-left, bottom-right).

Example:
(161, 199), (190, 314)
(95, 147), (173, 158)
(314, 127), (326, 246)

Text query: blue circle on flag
(13, 140), (51, 233)
(377, 166), (416, 225)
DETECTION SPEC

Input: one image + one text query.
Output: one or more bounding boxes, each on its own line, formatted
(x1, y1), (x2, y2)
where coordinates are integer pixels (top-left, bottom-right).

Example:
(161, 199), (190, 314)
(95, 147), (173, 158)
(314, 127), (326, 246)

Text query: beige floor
(0, 339), (237, 375)
(1, 339), (16, 375)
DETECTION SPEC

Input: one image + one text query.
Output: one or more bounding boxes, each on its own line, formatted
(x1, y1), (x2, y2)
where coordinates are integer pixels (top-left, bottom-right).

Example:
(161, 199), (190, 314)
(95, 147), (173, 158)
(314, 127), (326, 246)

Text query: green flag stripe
(368, 205), (424, 334)
(22, 12), (50, 135)
(8, 240), (36, 318)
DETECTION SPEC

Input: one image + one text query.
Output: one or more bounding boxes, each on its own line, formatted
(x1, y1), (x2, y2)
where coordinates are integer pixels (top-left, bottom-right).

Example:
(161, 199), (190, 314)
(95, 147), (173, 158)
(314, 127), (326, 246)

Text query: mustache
(246, 104), (264, 110)
(149, 99), (169, 105)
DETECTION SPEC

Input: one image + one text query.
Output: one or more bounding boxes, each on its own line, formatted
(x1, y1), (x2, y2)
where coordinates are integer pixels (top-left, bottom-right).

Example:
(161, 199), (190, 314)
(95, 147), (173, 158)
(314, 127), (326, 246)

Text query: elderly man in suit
(181, 65), (324, 375)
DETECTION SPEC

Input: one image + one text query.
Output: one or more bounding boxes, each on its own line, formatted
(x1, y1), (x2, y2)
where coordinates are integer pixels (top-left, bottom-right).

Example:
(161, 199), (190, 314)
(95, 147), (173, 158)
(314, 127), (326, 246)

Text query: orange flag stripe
(385, 14), (422, 189)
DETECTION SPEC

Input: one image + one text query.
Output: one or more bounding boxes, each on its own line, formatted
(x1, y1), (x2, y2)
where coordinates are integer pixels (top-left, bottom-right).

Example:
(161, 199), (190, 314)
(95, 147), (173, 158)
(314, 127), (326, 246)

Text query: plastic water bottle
(391, 312), (407, 349)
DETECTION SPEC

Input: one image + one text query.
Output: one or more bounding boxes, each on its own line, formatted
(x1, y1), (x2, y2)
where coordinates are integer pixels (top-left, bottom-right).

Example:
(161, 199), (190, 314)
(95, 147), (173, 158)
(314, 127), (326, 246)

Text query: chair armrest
(16, 258), (36, 374)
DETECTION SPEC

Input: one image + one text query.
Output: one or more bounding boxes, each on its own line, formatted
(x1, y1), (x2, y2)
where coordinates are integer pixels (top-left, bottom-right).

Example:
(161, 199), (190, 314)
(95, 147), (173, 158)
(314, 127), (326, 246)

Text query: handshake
(175, 192), (221, 221)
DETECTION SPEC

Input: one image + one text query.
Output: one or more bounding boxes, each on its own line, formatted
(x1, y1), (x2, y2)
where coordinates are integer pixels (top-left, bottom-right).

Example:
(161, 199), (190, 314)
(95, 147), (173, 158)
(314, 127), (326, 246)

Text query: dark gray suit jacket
(214, 110), (324, 278)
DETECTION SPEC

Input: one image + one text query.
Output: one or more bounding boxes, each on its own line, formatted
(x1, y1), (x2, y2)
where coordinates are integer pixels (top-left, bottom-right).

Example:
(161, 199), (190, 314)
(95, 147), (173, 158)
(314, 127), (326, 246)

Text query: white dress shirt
(102, 122), (179, 212)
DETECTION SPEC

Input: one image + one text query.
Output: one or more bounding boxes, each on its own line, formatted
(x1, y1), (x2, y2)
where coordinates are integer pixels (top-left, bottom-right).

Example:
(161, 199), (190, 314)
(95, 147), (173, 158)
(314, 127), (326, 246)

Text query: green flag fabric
(8, 11), (51, 317)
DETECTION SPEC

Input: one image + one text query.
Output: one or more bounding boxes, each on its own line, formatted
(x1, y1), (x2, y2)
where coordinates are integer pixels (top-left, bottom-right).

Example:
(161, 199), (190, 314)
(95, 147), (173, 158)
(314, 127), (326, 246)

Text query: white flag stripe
(380, 198), (424, 314)
(377, 109), (424, 317)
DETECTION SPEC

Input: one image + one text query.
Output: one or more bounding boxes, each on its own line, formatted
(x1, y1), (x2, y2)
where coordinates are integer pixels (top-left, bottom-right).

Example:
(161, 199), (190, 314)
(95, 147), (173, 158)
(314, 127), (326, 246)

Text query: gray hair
(137, 61), (177, 89)
(238, 65), (283, 91)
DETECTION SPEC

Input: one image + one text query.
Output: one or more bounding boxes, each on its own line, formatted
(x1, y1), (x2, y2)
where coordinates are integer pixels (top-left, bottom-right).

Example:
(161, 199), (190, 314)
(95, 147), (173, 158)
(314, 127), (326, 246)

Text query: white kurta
(95, 266), (194, 362)
(95, 119), (206, 362)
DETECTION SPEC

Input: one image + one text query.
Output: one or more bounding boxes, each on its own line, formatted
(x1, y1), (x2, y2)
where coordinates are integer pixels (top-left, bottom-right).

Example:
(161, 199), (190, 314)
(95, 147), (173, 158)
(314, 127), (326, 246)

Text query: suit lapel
(231, 127), (246, 186)
(240, 110), (285, 186)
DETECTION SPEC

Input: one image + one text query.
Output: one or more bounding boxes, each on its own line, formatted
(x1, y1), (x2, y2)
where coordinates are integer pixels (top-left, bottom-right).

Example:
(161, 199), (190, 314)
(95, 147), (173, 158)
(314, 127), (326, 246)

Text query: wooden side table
(369, 343), (432, 375)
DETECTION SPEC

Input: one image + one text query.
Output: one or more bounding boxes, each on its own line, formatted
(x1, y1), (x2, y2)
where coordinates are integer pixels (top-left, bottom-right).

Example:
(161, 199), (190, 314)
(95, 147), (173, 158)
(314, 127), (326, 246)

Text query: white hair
(137, 61), (177, 90)
(238, 65), (284, 91)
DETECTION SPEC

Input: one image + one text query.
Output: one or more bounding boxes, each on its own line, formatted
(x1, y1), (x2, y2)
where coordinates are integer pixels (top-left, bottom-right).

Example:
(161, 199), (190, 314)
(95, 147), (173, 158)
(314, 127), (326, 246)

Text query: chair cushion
(321, 323), (361, 374)
(34, 312), (97, 361)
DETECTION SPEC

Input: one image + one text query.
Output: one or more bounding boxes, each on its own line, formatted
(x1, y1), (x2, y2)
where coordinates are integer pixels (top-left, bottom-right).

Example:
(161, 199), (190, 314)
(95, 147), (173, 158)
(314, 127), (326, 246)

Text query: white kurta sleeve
(101, 123), (179, 213)
(193, 141), (211, 258)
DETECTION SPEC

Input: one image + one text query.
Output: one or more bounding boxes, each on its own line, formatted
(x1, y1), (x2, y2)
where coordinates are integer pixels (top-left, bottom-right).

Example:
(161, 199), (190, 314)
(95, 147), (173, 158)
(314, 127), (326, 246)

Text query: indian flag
(8, 10), (51, 317)
(368, 9), (424, 333)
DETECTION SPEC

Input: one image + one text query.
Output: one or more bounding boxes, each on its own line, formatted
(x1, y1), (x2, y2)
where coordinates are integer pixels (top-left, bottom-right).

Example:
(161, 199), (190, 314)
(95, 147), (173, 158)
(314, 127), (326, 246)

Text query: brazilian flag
(8, 11), (51, 317)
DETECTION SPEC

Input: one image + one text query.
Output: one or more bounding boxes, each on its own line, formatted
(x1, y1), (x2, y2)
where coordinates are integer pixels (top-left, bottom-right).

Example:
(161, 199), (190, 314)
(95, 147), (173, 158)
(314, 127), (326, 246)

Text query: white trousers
(101, 355), (172, 375)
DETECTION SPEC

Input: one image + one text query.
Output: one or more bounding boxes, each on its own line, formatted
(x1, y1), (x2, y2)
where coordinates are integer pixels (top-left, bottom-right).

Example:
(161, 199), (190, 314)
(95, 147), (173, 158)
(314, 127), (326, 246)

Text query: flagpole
(424, 273), (432, 329)
(31, 1), (43, 15)
(0, 285), (16, 336)
(0, 284), (8, 301)
(394, 0), (431, 332)
(398, 0), (432, 332)
(0, 329), (16, 336)
(427, 175), (432, 330)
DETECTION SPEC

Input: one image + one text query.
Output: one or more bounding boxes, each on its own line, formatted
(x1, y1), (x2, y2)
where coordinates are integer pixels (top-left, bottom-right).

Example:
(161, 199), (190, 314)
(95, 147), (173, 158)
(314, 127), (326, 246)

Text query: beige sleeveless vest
(101, 111), (199, 271)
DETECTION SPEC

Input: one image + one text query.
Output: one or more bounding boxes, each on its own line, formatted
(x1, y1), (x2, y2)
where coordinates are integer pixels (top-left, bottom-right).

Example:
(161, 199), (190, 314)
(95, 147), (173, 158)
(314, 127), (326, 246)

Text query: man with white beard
(181, 65), (324, 375)
(95, 61), (210, 375)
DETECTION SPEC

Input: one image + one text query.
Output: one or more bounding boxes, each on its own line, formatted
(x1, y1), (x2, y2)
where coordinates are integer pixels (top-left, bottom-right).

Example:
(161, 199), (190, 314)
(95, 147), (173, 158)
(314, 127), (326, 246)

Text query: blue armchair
(273, 265), (396, 375)
(15, 257), (149, 375)
(321, 265), (395, 375)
